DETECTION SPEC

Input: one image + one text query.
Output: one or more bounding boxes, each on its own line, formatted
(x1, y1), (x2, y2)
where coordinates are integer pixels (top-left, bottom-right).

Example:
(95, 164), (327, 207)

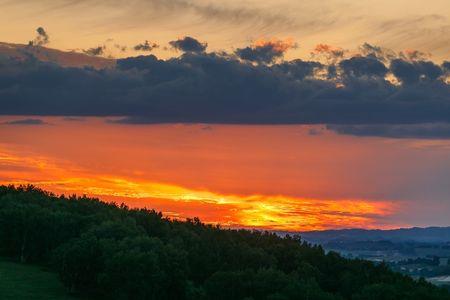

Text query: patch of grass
(0, 259), (75, 300)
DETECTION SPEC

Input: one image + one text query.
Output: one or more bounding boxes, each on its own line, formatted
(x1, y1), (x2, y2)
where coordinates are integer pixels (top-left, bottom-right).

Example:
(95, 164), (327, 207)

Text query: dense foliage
(0, 185), (449, 300)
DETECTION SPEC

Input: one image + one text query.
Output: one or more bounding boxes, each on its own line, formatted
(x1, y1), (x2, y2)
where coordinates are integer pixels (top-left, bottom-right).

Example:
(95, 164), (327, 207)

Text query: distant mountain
(299, 227), (450, 244)
(0, 42), (115, 69)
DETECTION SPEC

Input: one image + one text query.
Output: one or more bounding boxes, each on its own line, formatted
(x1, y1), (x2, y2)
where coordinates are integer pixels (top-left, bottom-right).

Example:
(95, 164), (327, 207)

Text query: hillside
(0, 185), (449, 300)
(0, 42), (115, 69)
(0, 259), (75, 300)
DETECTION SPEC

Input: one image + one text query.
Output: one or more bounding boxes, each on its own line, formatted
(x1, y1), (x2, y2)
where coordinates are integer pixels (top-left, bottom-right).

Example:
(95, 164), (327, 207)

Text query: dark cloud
(235, 39), (296, 64)
(134, 40), (159, 52)
(169, 36), (207, 53)
(2, 118), (48, 125)
(28, 27), (50, 46)
(0, 45), (449, 130)
(272, 60), (321, 80)
(83, 45), (106, 56)
(339, 56), (388, 78)
(328, 123), (450, 139)
(443, 61), (450, 73)
(390, 59), (443, 84)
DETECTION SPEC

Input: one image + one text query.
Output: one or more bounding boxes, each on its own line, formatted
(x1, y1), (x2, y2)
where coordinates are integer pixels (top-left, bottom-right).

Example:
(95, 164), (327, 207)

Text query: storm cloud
(0, 42), (449, 134)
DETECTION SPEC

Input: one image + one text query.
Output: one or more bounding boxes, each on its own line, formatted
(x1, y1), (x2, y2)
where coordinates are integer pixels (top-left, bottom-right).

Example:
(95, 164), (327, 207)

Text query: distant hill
(0, 42), (115, 69)
(300, 227), (450, 244)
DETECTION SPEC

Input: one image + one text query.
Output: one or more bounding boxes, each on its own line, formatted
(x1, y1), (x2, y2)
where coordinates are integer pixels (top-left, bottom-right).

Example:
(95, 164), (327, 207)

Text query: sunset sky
(0, 0), (449, 61)
(1, 117), (450, 230)
(0, 0), (449, 231)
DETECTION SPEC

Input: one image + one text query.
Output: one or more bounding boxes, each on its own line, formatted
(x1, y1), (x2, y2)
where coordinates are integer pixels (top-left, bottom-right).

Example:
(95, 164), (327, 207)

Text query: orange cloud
(252, 37), (297, 54)
(312, 44), (345, 62)
(400, 49), (430, 61)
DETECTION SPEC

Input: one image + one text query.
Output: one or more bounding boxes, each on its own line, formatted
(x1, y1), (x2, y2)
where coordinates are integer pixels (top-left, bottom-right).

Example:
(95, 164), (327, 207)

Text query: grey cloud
(0, 45), (449, 131)
(134, 40), (159, 52)
(443, 61), (450, 72)
(169, 37), (207, 53)
(2, 118), (48, 125)
(390, 59), (444, 84)
(328, 123), (450, 139)
(235, 45), (281, 64)
(339, 56), (388, 78)
(83, 45), (106, 56)
(272, 60), (321, 80)
(236, 39), (296, 64)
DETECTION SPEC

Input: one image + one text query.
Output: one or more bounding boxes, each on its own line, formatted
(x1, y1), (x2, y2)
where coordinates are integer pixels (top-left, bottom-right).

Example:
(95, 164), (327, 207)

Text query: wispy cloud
(328, 123), (450, 139)
(1, 118), (49, 126)
(134, 40), (159, 52)
(83, 45), (106, 56)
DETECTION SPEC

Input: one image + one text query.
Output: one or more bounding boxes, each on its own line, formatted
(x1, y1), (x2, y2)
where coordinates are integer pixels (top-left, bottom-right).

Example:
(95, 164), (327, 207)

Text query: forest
(0, 185), (449, 300)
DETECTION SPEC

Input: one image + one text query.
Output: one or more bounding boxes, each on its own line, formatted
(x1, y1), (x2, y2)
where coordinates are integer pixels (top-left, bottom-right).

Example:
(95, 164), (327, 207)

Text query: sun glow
(0, 145), (396, 231)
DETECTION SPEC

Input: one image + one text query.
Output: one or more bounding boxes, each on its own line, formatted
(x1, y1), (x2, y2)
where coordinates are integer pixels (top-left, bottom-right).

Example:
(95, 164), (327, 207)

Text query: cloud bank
(0, 38), (449, 137)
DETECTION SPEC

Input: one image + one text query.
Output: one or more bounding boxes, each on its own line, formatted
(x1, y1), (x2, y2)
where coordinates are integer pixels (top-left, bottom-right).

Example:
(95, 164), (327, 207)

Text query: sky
(1, 117), (450, 230)
(0, 0), (449, 231)
(0, 0), (449, 61)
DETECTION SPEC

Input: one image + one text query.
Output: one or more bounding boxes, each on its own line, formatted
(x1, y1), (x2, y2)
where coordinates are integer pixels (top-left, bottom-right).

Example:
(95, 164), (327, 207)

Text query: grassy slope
(0, 259), (75, 300)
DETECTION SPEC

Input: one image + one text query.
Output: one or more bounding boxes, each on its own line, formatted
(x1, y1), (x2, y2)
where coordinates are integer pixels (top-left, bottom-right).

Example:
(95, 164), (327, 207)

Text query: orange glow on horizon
(0, 145), (398, 231)
(8, 117), (449, 229)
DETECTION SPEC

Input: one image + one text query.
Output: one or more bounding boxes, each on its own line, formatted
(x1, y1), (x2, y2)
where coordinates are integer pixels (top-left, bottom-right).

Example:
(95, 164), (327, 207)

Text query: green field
(0, 259), (75, 300)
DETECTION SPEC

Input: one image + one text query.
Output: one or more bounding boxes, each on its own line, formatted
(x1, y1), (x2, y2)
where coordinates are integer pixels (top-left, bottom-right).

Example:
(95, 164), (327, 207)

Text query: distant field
(0, 259), (75, 300)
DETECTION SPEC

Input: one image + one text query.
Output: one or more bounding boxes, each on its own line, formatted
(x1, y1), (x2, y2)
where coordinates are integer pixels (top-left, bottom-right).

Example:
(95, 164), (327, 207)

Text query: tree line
(0, 185), (449, 300)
